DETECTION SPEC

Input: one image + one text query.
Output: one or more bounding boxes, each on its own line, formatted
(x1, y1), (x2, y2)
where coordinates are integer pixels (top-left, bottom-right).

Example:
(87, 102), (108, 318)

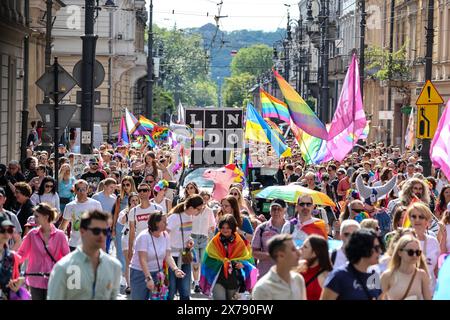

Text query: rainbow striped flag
(139, 115), (169, 140)
(199, 232), (258, 296)
(245, 103), (291, 157)
(260, 88), (290, 123)
(274, 70), (328, 140)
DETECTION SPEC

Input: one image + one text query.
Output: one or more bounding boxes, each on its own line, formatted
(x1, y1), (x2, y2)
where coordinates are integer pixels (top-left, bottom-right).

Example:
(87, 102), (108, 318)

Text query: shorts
(191, 234), (208, 264)
(121, 227), (130, 250)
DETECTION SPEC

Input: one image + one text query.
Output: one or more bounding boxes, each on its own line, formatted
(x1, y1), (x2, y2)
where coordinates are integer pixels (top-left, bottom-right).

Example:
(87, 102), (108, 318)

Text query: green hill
(186, 24), (286, 83)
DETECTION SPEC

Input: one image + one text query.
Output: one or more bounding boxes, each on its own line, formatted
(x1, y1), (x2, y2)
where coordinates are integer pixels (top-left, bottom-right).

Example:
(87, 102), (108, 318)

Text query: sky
(151, 0), (300, 32)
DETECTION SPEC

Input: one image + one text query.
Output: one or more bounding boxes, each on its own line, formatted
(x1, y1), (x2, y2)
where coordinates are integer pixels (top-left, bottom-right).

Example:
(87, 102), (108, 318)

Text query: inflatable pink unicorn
(203, 166), (238, 201)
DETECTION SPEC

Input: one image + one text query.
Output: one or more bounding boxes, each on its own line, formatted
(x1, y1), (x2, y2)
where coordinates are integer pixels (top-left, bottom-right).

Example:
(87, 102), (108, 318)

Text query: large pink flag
(327, 54), (367, 140)
(430, 100), (450, 180)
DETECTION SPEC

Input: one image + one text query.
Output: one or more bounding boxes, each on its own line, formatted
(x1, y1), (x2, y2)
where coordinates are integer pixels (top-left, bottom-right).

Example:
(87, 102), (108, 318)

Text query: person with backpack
(330, 220), (361, 269)
(281, 195), (329, 242)
(252, 199), (287, 279)
(16, 203), (69, 300)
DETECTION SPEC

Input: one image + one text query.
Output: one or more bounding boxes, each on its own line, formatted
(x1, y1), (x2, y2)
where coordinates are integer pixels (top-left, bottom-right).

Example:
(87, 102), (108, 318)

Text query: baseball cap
(24, 215), (37, 228)
(337, 168), (347, 175)
(58, 144), (65, 148)
(270, 199), (287, 209)
(0, 214), (14, 228)
(89, 158), (98, 164)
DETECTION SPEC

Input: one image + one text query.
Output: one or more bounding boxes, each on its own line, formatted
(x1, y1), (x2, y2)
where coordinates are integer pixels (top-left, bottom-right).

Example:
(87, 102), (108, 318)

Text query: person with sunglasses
(14, 182), (34, 231)
(406, 202), (440, 293)
(31, 176), (60, 215)
(0, 187), (22, 250)
(0, 215), (25, 300)
(127, 183), (163, 263)
(47, 210), (122, 300)
(252, 199), (287, 279)
(282, 195), (328, 242)
(80, 158), (107, 196)
(380, 234), (431, 300)
(111, 176), (136, 278)
(16, 203), (69, 300)
(321, 229), (382, 300)
(166, 195), (204, 300)
(59, 179), (103, 251)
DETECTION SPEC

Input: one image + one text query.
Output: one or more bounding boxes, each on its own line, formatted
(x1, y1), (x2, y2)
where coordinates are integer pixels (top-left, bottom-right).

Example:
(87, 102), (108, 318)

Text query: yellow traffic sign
(416, 80), (444, 105)
(416, 104), (439, 139)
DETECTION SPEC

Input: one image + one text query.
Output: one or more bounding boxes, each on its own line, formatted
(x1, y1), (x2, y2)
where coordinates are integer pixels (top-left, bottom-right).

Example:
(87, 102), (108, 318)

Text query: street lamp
(80, 0), (116, 155)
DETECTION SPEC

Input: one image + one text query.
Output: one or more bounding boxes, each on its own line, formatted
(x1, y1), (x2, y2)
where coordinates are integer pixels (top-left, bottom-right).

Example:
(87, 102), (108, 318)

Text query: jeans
(168, 256), (191, 300)
(212, 283), (237, 300)
(130, 268), (159, 300)
(115, 224), (125, 272)
(30, 287), (47, 300)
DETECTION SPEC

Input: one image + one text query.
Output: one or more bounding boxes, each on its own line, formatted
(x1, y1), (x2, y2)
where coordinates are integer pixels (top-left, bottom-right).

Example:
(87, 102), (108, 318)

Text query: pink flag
(327, 54), (367, 140)
(326, 122), (364, 161)
(430, 100), (450, 180)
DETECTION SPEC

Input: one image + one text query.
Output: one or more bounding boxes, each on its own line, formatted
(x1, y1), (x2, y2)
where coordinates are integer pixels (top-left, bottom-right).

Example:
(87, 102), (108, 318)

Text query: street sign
(81, 131), (92, 144)
(72, 59), (105, 89)
(68, 107), (112, 127)
(76, 90), (101, 105)
(416, 80), (444, 105)
(416, 104), (439, 139)
(36, 65), (77, 103)
(378, 110), (394, 120)
(36, 104), (78, 139)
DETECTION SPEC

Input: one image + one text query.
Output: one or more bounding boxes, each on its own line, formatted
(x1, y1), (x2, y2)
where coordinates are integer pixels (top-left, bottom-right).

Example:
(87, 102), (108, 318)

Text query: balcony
(329, 55), (349, 75)
(0, 0), (26, 28)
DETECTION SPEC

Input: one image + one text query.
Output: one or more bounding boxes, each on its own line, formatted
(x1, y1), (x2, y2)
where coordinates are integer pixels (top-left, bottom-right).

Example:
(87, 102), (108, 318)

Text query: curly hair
(344, 229), (378, 264)
(399, 178), (430, 206)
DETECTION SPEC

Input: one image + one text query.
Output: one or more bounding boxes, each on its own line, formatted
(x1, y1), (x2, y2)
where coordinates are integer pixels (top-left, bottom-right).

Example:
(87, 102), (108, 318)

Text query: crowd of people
(1, 139), (450, 300)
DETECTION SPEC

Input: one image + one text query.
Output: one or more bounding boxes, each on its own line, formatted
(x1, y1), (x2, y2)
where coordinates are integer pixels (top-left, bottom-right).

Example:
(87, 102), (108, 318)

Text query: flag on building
(274, 70), (328, 140)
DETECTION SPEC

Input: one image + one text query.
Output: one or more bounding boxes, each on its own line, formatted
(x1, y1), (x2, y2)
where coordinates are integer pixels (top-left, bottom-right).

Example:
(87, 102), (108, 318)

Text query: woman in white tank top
(380, 235), (431, 300)
(150, 180), (172, 214)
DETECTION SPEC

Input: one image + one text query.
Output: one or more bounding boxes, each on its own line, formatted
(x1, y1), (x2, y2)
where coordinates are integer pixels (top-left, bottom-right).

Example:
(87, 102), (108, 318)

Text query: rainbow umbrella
(256, 185), (336, 207)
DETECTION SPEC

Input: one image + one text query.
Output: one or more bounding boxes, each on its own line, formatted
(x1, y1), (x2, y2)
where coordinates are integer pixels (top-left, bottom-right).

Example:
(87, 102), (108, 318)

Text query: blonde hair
(388, 235), (429, 275)
(406, 202), (433, 221)
(229, 187), (245, 208)
(360, 218), (379, 231)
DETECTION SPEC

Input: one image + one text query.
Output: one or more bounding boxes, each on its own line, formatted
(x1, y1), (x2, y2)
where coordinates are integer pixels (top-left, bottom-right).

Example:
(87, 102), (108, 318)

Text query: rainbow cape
(199, 232), (258, 296)
(274, 70), (328, 140)
(300, 220), (328, 239)
(260, 88), (290, 123)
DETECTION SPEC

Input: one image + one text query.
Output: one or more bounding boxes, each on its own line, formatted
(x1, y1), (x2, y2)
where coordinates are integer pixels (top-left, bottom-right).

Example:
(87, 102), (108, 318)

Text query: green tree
(230, 44), (273, 77)
(151, 86), (175, 122)
(222, 72), (255, 107)
(365, 42), (411, 81)
(191, 80), (218, 107)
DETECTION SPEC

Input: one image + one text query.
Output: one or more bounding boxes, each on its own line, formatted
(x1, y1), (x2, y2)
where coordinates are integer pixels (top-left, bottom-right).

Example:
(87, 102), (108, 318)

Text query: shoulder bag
(179, 214), (193, 265)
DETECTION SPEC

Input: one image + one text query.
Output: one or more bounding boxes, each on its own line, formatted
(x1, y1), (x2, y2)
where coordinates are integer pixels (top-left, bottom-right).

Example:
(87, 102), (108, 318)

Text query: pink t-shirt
(17, 224), (70, 289)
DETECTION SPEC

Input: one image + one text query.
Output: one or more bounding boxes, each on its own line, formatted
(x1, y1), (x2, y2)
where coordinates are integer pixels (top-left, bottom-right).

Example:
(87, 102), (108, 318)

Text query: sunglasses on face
(401, 249), (422, 257)
(0, 227), (14, 234)
(343, 232), (351, 237)
(45, 184), (54, 188)
(351, 208), (364, 213)
(146, 180), (155, 184)
(76, 187), (87, 192)
(187, 186), (195, 190)
(410, 214), (426, 220)
(87, 227), (109, 236)
(298, 202), (313, 207)
(230, 193), (239, 196)
(138, 189), (150, 193)
(122, 183), (131, 187)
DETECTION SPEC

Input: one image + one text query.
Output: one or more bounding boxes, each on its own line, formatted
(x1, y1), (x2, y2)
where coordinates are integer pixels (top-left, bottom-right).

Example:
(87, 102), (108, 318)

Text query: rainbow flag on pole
(245, 103), (291, 158)
(260, 88), (290, 123)
(274, 70), (328, 140)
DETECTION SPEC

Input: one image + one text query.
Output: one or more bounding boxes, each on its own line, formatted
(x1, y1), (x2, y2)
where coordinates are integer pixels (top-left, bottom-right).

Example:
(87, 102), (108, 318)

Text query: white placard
(378, 110), (394, 120)
(81, 131), (91, 144)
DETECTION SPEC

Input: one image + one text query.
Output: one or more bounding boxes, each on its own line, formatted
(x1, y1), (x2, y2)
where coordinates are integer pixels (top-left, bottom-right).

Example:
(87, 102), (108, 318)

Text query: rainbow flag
(199, 232), (258, 296)
(360, 121), (370, 140)
(291, 119), (331, 165)
(139, 115), (157, 131)
(260, 88), (290, 123)
(274, 70), (328, 140)
(118, 116), (129, 145)
(245, 103), (291, 157)
(402, 197), (420, 228)
(125, 108), (150, 137)
(139, 115), (169, 141)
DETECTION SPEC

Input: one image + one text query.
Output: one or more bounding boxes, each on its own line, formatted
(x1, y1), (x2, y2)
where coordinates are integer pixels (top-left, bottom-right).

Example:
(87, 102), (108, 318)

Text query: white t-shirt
(420, 234), (440, 293)
(128, 203), (163, 237)
(167, 212), (193, 257)
(192, 206), (216, 236)
(63, 198), (103, 247)
(150, 197), (170, 214)
(130, 230), (170, 272)
(281, 217), (321, 243)
(332, 248), (348, 270)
